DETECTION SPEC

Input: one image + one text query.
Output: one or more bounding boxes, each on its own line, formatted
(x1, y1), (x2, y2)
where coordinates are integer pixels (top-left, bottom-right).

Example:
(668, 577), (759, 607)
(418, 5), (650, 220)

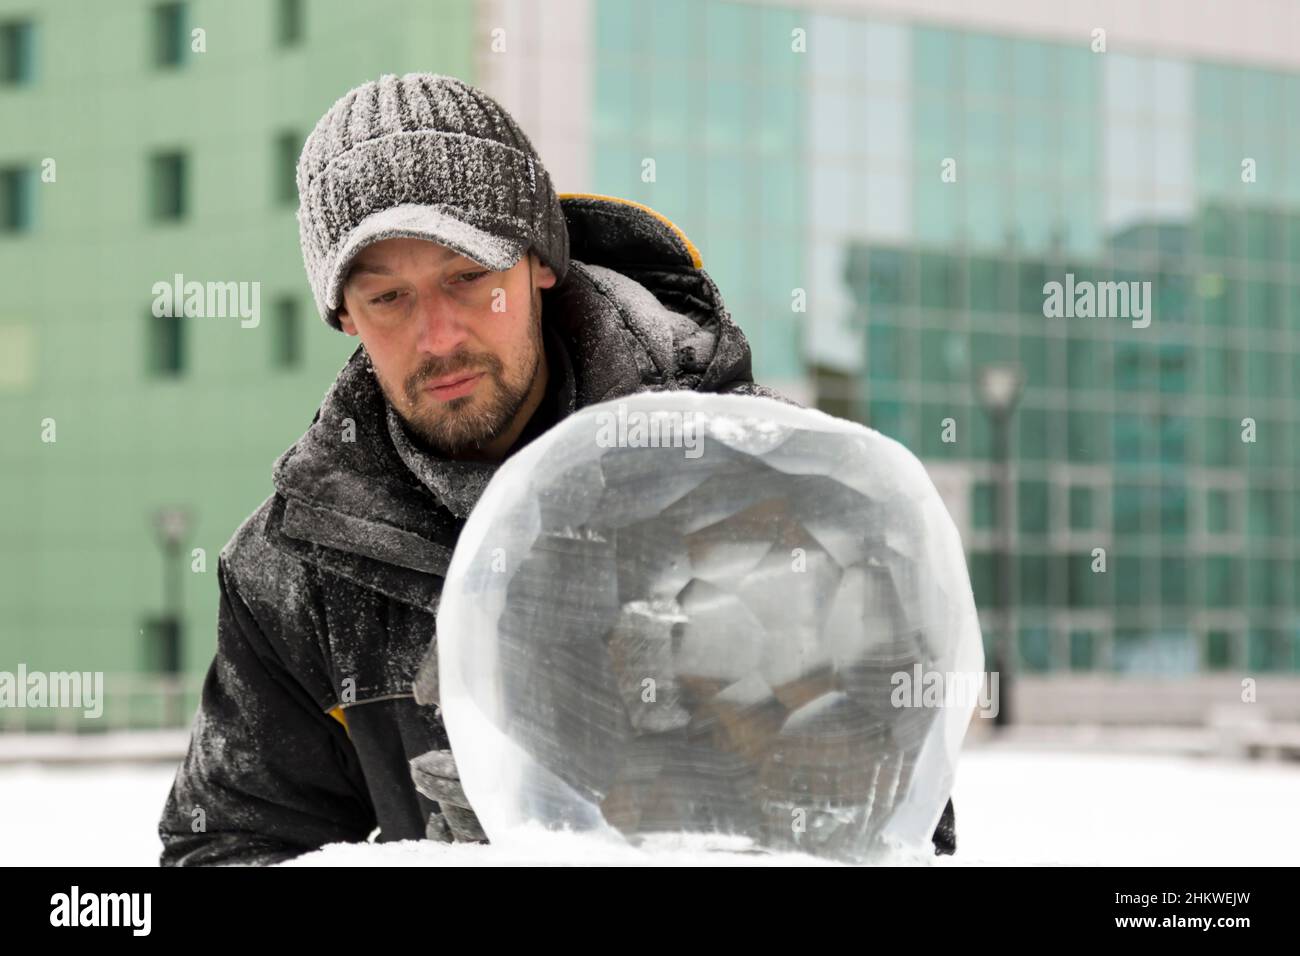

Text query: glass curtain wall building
(590, 2), (1299, 678)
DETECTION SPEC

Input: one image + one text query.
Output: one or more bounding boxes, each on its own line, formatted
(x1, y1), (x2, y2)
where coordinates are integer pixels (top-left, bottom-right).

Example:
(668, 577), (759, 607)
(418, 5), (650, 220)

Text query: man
(157, 73), (955, 865)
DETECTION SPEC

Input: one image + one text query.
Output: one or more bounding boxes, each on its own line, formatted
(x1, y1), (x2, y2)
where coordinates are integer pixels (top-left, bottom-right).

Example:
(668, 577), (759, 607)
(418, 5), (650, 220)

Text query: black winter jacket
(157, 194), (955, 865)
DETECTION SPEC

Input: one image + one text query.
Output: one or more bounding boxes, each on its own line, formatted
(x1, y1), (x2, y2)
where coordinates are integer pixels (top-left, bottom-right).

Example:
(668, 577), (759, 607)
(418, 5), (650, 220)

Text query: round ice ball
(436, 392), (983, 862)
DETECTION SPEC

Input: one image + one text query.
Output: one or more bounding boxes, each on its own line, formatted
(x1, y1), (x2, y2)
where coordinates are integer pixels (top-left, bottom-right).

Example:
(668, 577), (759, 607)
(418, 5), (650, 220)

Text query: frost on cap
(296, 72), (570, 330)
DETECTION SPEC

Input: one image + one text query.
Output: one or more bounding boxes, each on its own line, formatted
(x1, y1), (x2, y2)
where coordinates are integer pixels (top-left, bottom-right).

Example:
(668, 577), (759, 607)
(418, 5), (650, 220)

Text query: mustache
(404, 351), (502, 401)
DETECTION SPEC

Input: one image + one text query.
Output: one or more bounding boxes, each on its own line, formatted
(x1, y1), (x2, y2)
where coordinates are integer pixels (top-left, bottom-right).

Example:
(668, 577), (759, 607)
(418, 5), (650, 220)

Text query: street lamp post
(976, 363), (1024, 730)
(152, 507), (191, 727)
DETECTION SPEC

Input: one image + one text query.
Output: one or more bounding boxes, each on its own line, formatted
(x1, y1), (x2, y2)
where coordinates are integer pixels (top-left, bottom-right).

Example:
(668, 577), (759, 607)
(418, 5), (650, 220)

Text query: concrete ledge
(1000, 675), (1300, 725)
(0, 730), (188, 766)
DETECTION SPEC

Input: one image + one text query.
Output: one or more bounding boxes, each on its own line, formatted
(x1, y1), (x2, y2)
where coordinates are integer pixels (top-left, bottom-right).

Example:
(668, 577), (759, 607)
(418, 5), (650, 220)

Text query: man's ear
(336, 306), (359, 336)
(532, 253), (558, 291)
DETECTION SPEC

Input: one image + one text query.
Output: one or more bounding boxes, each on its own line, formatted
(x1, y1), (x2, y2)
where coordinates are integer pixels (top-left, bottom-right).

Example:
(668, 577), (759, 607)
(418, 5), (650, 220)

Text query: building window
(1018, 479), (1049, 534)
(809, 362), (856, 422)
(971, 481), (998, 530)
(1161, 556), (1188, 605)
(1160, 482), (1188, 536)
(1204, 630), (1234, 670)
(1068, 485), (1094, 530)
(967, 551), (997, 608)
(0, 323), (35, 390)
(147, 310), (185, 378)
(1205, 488), (1234, 534)
(0, 19), (34, 85)
(272, 297), (302, 369)
(149, 152), (187, 221)
(142, 615), (183, 674)
(1066, 552), (1103, 608)
(866, 398), (905, 444)
(1203, 556), (1239, 608)
(1114, 555), (1143, 606)
(273, 130), (300, 207)
(276, 0), (304, 47)
(1018, 627), (1053, 673)
(1068, 630), (1096, 671)
(1247, 487), (1282, 537)
(152, 2), (187, 68)
(0, 166), (33, 233)
(1018, 551), (1050, 606)
(1247, 629), (1289, 672)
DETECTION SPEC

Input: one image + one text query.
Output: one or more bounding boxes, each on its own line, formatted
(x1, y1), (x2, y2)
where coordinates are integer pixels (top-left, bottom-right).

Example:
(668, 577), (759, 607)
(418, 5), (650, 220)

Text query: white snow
(2, 745), (1297, 866)
(944, 747), (1300, 866)
(0, 762), (179, 867)
(284, 828), (847, 867)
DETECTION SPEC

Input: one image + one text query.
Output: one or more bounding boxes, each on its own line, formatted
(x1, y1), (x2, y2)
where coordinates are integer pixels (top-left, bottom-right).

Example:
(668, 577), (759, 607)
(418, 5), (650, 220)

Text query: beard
(376, 287), (544, 458)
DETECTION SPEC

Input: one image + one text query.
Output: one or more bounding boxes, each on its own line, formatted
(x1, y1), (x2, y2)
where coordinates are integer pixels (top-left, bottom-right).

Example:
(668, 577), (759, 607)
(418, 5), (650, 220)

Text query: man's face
(338, 238), (557, 459)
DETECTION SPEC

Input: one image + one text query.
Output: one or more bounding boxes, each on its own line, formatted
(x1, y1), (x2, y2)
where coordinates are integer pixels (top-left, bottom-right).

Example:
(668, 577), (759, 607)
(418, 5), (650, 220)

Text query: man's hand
(410, 640), (485, 843)
(409, 749), (487, 843)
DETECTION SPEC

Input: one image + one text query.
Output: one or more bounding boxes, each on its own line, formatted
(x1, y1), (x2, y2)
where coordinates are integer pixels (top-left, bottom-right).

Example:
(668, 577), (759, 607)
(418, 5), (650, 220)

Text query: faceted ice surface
(436, 393), (983, 863)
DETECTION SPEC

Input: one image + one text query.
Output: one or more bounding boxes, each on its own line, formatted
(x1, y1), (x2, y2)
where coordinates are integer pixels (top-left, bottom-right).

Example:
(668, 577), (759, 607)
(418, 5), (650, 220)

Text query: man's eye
(457, 271), (489, 284)
(369, 290), (403, 306)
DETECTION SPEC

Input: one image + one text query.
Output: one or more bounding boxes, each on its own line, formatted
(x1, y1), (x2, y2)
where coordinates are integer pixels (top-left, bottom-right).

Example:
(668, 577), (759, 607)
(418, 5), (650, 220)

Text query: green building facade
(0, 0), (477, 727)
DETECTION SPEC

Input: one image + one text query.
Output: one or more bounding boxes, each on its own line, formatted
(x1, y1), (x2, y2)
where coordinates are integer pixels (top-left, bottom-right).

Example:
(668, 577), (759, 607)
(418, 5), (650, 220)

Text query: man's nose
(414, 292), (470, 356)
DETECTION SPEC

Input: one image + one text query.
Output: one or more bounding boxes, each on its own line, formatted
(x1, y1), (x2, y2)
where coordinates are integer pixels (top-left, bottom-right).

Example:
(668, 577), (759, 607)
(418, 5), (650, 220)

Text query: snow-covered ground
(3, 747), (1298, 866)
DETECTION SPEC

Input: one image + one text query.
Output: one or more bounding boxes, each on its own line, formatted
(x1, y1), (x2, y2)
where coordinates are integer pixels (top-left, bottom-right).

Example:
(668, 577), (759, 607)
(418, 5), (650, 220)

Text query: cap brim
(325, 203), (528, 318)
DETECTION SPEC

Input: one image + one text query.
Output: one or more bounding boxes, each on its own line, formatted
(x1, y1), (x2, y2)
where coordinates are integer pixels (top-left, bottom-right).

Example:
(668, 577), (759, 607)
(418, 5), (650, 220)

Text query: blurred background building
(1, 0), (1297, 736)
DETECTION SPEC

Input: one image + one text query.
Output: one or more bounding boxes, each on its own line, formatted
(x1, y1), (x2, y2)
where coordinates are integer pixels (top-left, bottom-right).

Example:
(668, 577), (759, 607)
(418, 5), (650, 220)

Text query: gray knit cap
(296, 72), (570, 330)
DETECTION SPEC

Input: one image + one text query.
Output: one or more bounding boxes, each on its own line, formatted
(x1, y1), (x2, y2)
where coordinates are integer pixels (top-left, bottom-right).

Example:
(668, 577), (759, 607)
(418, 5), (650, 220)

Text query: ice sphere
(436, 392), (984, 863)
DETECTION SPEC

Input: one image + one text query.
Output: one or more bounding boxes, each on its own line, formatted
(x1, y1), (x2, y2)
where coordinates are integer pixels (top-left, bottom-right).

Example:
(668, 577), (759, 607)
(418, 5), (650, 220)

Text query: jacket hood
(263, 194), (764, 609)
